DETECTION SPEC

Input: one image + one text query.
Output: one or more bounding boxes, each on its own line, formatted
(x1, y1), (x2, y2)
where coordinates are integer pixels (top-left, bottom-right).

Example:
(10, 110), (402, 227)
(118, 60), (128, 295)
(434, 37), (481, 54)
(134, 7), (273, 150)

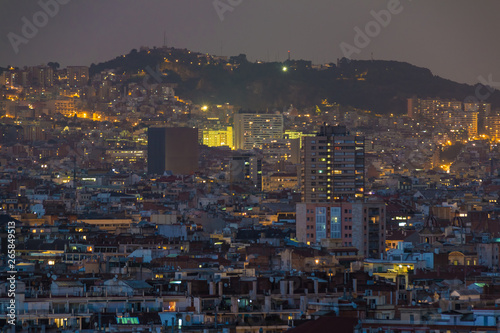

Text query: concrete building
(262, 172), (298, 191)
(105, 149), (146, 164)
(296, 202), (350, 246)
(487, 113), (500, 141)
(230, 154), (262, 190)
(261, 137), (301, 164)
(296, 200), (386, 258)
(32, 65), (54, 88)
(302, 125), (365, 203)
(233, 113), (283, 150)
(352, 201), (386, 258)
(202, 127), (233, 148)
(46, 99), (77, 116)
(67, 66), (89, 87)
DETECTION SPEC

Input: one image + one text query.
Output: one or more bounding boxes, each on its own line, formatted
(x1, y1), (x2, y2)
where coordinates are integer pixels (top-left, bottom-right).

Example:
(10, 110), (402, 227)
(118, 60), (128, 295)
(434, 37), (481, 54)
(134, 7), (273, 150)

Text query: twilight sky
(0, 0), (499, 85)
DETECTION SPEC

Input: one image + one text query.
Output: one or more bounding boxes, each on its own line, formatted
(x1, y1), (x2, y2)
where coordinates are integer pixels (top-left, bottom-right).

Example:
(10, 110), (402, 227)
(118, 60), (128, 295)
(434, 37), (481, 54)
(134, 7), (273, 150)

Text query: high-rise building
(296, 200), (386, 258)
(407, 97), (418, 118)
(464, 101), (491, 135)
(32, 65), (53, 88)
(488, 114), (500, 141)
(0, 69), (17, 87)
(147, 127), (199, 175)
(67, 66), (89, 87)
(463, 110), (479, 138)
(302, 125), (365, 203)
(407, 97), (472, 120)
(233, 113), (283, 150)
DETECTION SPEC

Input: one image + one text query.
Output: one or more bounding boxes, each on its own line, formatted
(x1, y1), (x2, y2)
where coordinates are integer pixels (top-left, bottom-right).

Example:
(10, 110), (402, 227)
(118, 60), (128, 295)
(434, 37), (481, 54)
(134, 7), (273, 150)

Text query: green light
(282, 66), (288, 72)
(116, 317), (139, 324)
(169, 280), (182, 284)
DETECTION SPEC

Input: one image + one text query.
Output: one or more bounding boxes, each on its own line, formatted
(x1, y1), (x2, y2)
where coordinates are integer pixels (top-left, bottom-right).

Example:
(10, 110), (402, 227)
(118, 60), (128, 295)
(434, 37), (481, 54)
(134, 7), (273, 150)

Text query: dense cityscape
(2, 2), (500, 333)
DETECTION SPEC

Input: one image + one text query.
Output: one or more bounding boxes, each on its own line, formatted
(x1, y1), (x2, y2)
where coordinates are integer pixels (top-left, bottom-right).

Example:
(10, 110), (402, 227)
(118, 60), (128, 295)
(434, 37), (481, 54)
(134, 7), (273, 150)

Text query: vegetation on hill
(89, 48), (500, 113)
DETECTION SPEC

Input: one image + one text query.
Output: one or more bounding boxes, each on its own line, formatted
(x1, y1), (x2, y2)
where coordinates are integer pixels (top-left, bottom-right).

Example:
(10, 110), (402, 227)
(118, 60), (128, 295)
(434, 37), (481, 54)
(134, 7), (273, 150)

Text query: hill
(89, 47), (500, 113)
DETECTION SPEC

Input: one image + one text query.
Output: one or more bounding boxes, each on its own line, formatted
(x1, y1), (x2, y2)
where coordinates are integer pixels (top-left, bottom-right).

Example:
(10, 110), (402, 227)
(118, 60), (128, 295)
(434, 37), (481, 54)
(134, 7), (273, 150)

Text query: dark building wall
(164, 127), (199, 174)
(148, 127), (199, 175)
(147, 127), (167, 175)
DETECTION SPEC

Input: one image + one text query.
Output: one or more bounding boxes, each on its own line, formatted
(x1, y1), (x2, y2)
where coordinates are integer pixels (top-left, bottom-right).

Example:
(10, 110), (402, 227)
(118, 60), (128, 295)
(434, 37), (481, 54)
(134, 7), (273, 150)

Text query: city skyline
(4, 1), (500, 332)
(0, 0), (499, 85)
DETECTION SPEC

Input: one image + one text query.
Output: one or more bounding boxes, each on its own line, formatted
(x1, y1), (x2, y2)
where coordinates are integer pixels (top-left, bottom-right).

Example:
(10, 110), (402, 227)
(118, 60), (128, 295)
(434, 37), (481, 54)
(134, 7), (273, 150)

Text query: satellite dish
(412, 301), (416, 306)
(47, 273), (51, 278)
(224, 283), (228, 287)
(52, 275), (57, 281)
(368, 271), (373, 276)
(270, 277), (274, 283)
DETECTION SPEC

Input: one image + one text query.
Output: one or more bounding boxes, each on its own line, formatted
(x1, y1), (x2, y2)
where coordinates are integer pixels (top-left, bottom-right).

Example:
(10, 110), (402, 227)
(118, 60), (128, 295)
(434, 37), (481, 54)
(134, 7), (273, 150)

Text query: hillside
(89, 48), (500, 113)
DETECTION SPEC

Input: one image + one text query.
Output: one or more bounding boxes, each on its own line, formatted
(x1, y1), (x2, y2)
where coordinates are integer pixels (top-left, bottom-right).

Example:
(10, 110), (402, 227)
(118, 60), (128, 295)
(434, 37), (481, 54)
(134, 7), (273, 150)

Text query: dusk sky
(0, 0), (499, 85)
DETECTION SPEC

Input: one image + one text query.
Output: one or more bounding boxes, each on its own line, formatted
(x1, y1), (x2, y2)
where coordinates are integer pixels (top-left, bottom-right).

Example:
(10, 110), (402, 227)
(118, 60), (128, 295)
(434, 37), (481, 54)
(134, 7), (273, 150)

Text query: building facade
(352, 201), (386, 258)
(67, 66), (89, 87)
(261, 137), (300, 165)
(302, 125), (365, 202)
(229, 154), (262, 190)
(296, 200), (386, 258)
(233, 113), (283, 150)
(147, 127), (199, 175)
(202, 127), (233, 148)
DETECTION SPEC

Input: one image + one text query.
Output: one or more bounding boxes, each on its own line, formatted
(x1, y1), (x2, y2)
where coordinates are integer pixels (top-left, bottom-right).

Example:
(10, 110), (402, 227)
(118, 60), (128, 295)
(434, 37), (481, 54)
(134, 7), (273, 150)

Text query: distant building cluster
(407, 97), (492, 139)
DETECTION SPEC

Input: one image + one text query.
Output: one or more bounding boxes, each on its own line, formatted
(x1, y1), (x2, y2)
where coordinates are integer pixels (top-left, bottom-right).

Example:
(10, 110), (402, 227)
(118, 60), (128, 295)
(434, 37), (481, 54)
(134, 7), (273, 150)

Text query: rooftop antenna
(163, 31), (167, 48)
(288, 50), (291, 61)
